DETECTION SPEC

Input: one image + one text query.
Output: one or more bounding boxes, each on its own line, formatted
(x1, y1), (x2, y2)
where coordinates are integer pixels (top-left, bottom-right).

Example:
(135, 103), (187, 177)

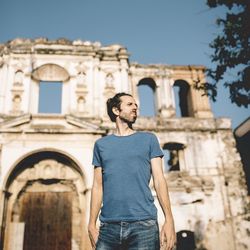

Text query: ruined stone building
(0, 38), (249, 250)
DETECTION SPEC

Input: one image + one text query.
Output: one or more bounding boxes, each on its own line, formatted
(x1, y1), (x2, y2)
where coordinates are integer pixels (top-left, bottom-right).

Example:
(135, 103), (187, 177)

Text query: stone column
(61, 78), (69, 115)
(190, 87), (213, 118)
(0, 59), (8, 114)
(93, 58), (101, 118)
(87, 62), (94, 116)
(5, 61), (16, 114)
(178, 149), (187, 171)
(130, 75), (140, 107)
(160, 76), (167, 106)
(129, 67), (138, 98)
(0, 190), (9, 250)
(23, 68), (32, 114)
(120, 59), (129, 93)
(99, 70), (108, 120)
(155, 79), (161, 116)
(29, 58), (40, 114)
(160, 77), (175, 118)
(0, 189), (4, 243)
(190, 69), (213, 118)
(5, 222), (25, 250)
(29, 77), (39, 113)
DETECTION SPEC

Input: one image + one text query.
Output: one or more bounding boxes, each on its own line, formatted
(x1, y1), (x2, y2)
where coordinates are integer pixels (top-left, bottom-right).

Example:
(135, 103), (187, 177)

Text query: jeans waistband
(100, 219), (156, 226)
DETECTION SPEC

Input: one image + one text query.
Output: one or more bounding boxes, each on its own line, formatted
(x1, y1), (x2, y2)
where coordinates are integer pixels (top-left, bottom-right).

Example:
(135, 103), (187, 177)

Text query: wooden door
(20, 192), (72, 250)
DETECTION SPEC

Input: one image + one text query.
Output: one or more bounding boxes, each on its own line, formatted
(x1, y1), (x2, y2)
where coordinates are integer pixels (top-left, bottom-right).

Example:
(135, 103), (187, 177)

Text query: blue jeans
(96, 219), (160, 250)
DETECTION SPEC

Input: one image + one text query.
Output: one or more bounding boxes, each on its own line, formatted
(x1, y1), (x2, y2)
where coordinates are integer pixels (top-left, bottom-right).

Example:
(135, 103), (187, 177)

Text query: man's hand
(160, 220), (176, 250)
(88, 224), (99, 249)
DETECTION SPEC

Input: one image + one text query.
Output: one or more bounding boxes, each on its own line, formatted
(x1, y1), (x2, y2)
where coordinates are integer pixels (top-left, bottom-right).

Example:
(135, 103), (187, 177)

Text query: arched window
(162, 142), (186, 172)
(32, 64), (69, 114)
(105, 73), (114, 87)
(77, 71), (86, 85)
(173, 80), (192, 117)
(14, 70), (24, 85)
(77, 96), (85, 113)
(12, 95), (22, 112)
(137, 78), (156, 117)
(176, 230), (196, 250)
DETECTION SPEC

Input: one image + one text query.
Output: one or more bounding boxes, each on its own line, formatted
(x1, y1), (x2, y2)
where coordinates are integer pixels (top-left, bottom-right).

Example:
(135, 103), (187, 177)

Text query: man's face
(117, 95), (138, 124)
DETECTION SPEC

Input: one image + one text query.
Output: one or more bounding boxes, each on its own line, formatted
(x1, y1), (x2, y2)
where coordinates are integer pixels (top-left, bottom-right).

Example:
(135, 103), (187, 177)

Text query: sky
(0, 0), (249, 129)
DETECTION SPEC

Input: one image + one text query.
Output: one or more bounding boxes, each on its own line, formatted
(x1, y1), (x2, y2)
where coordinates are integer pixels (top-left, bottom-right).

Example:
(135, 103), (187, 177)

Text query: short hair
(106, 92), (132, 122)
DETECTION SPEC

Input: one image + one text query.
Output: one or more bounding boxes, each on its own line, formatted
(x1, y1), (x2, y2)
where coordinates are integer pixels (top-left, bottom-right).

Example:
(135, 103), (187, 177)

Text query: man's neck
(115, 120), (134, 136)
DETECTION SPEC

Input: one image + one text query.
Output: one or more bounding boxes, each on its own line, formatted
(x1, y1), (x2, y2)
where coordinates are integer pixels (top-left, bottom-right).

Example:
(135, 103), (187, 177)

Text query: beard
(119, 113), (137, 125)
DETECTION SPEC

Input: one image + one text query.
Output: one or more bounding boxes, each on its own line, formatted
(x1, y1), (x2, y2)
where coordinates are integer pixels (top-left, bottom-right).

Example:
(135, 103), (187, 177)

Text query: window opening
(138, 78), (156, 117)
(38, 81), (62, 113)
(173, 80), (190, 117)
(14, 70), (24, 84)
(163, 143), (185, 172)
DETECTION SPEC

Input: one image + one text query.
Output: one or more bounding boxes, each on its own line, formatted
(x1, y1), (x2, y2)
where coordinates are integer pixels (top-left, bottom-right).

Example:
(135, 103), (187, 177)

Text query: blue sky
(0, 0), (249, 128)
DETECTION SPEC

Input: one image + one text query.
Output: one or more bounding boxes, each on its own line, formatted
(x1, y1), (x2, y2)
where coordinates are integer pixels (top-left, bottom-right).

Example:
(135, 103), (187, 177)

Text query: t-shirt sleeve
(92, 142), (102, 168)
(150, 133), (164, 159)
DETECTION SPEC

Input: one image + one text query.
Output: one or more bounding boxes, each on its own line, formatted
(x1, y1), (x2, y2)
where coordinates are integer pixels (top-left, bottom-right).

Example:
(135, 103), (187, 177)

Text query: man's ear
(112, 107), (120, 116)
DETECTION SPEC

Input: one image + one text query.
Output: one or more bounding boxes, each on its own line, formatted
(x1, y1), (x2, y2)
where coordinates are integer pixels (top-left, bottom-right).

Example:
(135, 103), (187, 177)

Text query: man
(88, 93), (176, 250)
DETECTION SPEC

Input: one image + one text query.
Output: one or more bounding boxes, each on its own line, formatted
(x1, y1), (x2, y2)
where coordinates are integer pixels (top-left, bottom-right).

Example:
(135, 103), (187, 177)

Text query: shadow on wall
(234, 117), (250, 195)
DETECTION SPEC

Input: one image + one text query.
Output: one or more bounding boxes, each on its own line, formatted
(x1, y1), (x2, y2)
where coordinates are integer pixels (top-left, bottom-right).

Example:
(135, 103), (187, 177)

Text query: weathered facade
(0, 38), (249, 250)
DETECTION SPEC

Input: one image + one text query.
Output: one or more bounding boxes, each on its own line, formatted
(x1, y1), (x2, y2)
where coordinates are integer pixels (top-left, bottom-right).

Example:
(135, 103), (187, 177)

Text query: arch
(3, 148), (85, 190)
(77, 96), (86, 112)
(173, 80), (192, 117)
(12, 94), (21, 102)
(14, 70), (24, 84)
(176, 230), (196, 250)
(2, 148), (91, 250)
(137, 78), (157, 116)
(32, 64), (70, 82)
(105, 73), (114, 86)
(77, 71), (86, 85)
(12, 95), (22, 111)
(163, 142), (185, 171)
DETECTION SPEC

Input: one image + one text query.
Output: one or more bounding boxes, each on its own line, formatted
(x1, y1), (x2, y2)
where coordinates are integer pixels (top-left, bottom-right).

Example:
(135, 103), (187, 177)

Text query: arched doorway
(3, 151), (90, 250)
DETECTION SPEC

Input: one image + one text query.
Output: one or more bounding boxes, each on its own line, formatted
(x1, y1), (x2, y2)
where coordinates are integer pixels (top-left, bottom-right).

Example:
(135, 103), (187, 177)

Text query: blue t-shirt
(92, 131), (164, 222)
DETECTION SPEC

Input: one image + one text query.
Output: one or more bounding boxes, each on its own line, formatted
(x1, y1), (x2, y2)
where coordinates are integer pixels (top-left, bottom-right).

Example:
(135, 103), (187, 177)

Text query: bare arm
(151, 157), (176, 250)
(88, 167), (103, 248)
